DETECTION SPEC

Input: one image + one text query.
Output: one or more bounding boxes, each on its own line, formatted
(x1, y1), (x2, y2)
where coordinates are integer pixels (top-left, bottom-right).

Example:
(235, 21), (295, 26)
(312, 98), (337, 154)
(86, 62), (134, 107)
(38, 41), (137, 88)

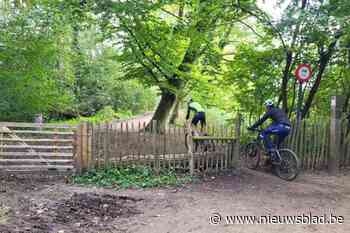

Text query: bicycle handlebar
(247, 127), (263, 133)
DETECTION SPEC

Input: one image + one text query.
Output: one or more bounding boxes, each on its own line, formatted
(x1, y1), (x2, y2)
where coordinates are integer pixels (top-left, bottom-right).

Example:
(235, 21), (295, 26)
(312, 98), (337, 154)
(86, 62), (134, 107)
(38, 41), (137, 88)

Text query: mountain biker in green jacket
(186, 99), (206, 130)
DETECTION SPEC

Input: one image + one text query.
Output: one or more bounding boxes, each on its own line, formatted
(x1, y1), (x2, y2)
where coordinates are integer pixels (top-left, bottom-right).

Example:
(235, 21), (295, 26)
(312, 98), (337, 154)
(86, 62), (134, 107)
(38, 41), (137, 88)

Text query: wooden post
(153, 120), (160, 174)
(232, 113), (241, 168)
(97, 124), (101, 169)
(74, 123), (83, 174)
(186, 121), (194, 175)
(87, 122), (93, 169)
(81, 122), (89, 173)
(0, 131), (3, 158)
(72, 121), (93, 174)
(329, 96), (344, 175)
(104, 123), (109, 168)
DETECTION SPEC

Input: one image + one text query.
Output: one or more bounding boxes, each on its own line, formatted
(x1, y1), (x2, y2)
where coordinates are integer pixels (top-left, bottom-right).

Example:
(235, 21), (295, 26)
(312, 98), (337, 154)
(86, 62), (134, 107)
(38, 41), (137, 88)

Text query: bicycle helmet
(264, 99), (274, 107)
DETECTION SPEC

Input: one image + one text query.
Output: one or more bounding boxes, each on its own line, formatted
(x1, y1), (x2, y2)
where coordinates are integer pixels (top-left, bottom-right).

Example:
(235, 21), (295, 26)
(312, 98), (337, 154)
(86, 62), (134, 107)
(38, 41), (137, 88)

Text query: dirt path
(1, 169), (350, 233)
(120, 112), (153, 127)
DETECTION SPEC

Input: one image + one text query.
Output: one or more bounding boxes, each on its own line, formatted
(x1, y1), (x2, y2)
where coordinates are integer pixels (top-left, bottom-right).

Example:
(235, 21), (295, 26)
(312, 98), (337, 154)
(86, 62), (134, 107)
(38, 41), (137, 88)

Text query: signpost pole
(294, 64), (312, 129)
(296, 81), (303, 128)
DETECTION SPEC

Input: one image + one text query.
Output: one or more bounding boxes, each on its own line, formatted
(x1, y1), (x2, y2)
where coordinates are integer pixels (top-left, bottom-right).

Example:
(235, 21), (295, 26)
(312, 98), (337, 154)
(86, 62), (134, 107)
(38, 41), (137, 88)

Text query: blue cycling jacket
(251, 107), (291, 129)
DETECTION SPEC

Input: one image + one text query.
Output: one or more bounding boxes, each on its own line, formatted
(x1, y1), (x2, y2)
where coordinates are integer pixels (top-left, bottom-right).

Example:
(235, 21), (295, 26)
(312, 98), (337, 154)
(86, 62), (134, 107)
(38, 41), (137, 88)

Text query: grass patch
(72, 166), (193, 189)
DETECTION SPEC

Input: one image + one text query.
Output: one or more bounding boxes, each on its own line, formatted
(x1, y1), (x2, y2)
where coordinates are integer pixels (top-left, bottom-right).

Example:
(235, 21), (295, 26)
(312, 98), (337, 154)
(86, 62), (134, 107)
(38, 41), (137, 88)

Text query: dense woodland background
(0, 0), (349, 126)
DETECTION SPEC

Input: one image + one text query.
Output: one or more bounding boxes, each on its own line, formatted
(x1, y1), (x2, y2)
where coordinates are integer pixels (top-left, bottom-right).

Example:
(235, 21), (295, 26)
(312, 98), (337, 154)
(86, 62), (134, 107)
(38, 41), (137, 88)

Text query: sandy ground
(117, 112), (153, 127)
(1, 168), (350, 233)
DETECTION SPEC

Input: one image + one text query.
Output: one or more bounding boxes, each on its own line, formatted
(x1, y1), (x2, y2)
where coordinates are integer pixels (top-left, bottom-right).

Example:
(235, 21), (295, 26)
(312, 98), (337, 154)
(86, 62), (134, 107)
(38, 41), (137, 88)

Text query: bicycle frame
(250, 129), (282, 161)
(246, 129), (300, 181)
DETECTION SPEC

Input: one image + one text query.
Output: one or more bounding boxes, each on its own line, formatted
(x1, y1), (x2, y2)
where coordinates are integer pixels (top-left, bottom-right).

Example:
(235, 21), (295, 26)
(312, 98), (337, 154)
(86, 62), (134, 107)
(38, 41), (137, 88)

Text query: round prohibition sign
(295, 64), (312, 83)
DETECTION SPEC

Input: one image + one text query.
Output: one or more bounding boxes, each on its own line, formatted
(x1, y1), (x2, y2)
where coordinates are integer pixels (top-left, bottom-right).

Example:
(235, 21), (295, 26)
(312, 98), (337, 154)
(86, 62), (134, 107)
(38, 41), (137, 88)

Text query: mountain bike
(243, 128), (300, 181)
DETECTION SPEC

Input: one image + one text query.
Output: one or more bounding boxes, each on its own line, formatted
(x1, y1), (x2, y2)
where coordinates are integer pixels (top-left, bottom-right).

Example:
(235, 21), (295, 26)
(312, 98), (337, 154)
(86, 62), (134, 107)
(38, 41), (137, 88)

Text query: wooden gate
(0, 122), (76, 174)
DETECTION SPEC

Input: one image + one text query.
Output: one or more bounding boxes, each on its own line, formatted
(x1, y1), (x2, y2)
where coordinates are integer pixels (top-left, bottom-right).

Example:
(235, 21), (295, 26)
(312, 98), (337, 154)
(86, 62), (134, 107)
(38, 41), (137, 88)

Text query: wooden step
(0, 130), (74, 135)
(0, 138), (74, 143)
(0, 154), (73, 160)
(0, 122), (77, 129)
(0, 145), (73, 150)
(0, 159), (74, 165)
(0, 152), (73, 157)
(0, 165), (74, 171)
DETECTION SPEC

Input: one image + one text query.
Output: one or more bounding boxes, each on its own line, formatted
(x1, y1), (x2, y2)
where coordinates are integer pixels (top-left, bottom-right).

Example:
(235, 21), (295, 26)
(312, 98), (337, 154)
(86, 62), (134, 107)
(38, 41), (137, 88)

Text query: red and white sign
(295, 64), (312, 83)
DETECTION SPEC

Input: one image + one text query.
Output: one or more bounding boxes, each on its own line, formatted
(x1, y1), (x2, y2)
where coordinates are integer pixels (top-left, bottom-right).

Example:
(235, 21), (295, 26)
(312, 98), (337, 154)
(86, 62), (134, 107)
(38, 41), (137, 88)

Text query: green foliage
(69, 46), (158, 116)
(0, 3), (74, 121)
(73, 166), (193, 189)
(0, 1), (158, 122)
(110, 81), (158, 115)
(1, 0), (349, 124)
(222, 43), (283, 115)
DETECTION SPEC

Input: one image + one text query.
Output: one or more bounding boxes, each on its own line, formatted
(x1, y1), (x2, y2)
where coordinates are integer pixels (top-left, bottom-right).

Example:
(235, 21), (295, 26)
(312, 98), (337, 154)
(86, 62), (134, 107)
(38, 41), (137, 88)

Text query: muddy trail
(1, 169), (350, 233)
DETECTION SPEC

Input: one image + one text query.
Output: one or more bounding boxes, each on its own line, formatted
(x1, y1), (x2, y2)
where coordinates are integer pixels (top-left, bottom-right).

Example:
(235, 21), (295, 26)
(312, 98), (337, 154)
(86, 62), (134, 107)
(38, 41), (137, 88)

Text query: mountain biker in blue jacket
(248, 99), (291, 163)
(186, 99), (206, 130)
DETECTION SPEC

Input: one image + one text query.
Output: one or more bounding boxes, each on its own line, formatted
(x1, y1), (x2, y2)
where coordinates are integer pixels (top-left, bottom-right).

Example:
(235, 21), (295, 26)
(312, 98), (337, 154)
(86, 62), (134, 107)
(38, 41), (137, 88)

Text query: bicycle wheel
(243, 142), (260, 169)
(274, 149), (300, 181)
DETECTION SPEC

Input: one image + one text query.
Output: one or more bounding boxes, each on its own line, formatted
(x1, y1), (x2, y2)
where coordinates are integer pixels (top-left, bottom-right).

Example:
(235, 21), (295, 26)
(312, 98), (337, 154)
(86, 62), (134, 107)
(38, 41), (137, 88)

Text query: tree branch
(234, 1), (288, 52)
(301, 31), (344, 118)
(121, 21), (172, 80)
(236, 19), (264, 39)
(159, 7), (188, 25)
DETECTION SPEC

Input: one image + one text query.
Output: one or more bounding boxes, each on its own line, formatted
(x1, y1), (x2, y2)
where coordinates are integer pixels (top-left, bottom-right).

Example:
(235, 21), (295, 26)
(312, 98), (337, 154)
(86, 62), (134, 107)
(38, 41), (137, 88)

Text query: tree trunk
(278, 0), (307, 112)
(145, 9), (210, 129)
(148, 89), (177, 131)
(72, 23), (82, 103)
(288, 78), (297, 118)
(169, 98), (180, 124)
(301, 37), (340, 118)
(344, 41), (350, 113)
(279, 51), (293, 112)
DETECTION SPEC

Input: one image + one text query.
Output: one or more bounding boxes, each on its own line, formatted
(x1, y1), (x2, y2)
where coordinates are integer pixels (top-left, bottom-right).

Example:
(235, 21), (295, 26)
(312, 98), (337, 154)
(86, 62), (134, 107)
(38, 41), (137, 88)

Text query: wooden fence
(0, 122), (76, 174)
(74, 119), (241, 175)
(286, 119), (331, 170)
(340, 120), (350, 168)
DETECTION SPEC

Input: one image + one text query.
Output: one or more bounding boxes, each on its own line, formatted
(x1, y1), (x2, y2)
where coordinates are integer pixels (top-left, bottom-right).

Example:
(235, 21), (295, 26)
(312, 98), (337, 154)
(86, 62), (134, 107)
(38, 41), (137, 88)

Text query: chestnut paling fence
(74, 120), (240, 175)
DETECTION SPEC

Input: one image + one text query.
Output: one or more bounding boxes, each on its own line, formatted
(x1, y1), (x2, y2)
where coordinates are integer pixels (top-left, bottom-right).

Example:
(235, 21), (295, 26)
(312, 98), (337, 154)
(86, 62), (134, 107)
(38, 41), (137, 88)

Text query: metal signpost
(295, 64), (312, 127)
